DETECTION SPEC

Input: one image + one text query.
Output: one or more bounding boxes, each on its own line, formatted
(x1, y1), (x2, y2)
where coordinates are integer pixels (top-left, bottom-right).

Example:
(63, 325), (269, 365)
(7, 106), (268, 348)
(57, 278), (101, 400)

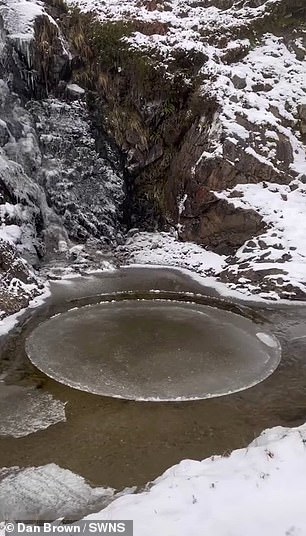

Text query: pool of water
(1, 267), (306, 516)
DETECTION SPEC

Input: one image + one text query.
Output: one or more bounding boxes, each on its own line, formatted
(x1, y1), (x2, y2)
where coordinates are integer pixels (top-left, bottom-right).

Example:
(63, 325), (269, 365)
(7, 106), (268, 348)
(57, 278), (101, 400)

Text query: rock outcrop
(49, 0), (305, 298)
(0, 0), (125, 318)
(57, 0), (305, 235)
(299, 100), (306, 137)
(0, 0), (306, 306)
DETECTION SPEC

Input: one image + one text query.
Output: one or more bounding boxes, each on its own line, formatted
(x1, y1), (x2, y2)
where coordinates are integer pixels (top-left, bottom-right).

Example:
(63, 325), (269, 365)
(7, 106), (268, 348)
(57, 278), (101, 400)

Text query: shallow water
(1, 267), (306, 513)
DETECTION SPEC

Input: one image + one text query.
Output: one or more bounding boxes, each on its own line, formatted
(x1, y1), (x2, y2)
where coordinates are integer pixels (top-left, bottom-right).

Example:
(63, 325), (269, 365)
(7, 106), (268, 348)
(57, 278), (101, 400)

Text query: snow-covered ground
(216, 181), (306, 297)
(64, 0), (284, 51)
(83, 422), (306, 536)
(1, 423), (306, 534)
(121, 231), (226, 276)
(207, 33), (306, 178)
(120, 229), (306, 301)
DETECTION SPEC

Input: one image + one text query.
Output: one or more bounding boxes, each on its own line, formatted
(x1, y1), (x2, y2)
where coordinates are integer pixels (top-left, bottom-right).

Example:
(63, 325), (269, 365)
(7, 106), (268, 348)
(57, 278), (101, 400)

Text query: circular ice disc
(25, 300), (281, 401)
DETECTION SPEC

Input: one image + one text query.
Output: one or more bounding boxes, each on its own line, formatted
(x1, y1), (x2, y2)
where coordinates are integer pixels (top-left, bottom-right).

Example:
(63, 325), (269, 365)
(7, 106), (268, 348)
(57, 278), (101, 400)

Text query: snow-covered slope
(64, 0), (289, 49)
(0, 0), (45, 41)
(84, 422), (306, 536)
(65, 0), (306, 300)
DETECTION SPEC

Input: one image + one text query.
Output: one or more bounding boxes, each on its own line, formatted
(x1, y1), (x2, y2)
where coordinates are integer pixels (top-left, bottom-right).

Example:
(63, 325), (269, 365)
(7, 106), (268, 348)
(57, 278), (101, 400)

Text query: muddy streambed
(1, 267), (306, 515)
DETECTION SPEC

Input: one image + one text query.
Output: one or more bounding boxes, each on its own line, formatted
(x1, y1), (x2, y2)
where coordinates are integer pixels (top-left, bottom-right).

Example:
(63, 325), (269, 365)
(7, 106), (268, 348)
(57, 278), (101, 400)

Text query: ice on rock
(66, 83), (86, 97)
(0, 3), (123, 323)
(0, 464), (115, 521)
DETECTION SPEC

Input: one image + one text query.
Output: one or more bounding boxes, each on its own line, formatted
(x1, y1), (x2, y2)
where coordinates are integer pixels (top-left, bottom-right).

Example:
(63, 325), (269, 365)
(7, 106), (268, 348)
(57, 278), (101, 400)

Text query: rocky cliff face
(57, 0), (306, 298)
(0, 0), (306, 311)
(0, 1), (125, 318)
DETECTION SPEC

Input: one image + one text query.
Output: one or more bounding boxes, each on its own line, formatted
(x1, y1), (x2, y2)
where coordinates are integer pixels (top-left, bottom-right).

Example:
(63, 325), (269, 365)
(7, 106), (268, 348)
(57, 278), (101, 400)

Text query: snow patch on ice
(256, 332), (278, 348)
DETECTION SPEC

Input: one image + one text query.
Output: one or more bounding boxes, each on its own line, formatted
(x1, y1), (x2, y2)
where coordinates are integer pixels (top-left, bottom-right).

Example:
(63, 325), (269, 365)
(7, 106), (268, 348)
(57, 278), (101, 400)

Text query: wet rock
(276, 134), (293, 166)
(126, 127), (145, 146)
(228, 189), (244, 198)
(298, 100), (306, 136)
(232, 74), (247, 89)
(0, 240), (43, 318)
(251, 82), (273, 92)
(5, 119), (23, 140)
(29, 98), (124, 247)
(180, 197), (266, 255)
(281, 253), (292, 262)
(298, 101), (306, 121)
(0, 120), (9, 146)
(126, 142), (163, 171)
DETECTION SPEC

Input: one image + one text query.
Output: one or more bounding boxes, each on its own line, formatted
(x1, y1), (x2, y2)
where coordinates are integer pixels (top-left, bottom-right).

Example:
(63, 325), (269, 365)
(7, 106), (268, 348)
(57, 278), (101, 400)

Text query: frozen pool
(25, 296), (281, 401)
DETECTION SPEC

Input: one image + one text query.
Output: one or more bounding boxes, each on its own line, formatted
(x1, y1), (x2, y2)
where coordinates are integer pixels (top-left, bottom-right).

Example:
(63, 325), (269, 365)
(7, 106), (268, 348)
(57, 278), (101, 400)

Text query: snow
(208, 34), (306, 178)
(0, 224), (21, 245)
(65, 0), (281, 46)
(215, 181), (306, 295)
(79, 422), (306, 536)
(120, 231), (306, 302)
(0, 284), (50, 336)
(256, 332), (278, 348)
(122, 231), (226, 275)
(0, 0), (46, 40)
(66, 83), (86, 95)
